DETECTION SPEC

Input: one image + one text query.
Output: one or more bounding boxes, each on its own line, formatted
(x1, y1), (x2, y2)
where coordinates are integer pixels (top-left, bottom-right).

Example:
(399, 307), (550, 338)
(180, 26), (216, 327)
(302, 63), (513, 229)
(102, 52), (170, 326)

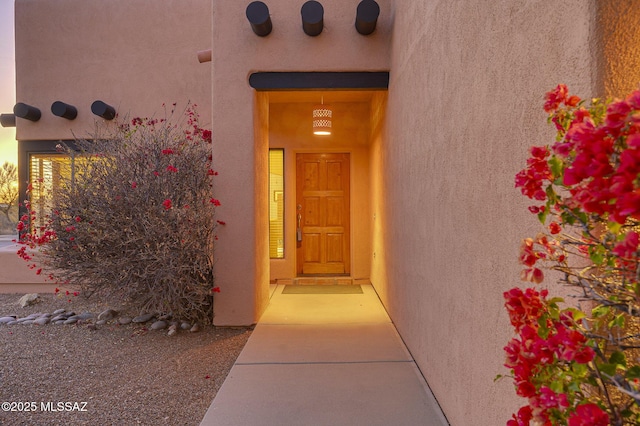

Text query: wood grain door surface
(296, 153), (350, 275)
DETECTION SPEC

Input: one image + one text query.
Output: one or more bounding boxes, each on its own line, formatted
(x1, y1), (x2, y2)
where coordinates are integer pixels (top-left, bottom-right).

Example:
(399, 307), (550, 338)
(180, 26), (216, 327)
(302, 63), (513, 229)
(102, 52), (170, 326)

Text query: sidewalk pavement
(200, 284), (449, 426)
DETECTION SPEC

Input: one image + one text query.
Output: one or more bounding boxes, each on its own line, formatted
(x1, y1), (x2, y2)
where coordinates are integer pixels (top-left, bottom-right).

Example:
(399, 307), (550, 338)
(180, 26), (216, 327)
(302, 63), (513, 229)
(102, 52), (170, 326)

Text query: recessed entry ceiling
(267, 90), (377, 104)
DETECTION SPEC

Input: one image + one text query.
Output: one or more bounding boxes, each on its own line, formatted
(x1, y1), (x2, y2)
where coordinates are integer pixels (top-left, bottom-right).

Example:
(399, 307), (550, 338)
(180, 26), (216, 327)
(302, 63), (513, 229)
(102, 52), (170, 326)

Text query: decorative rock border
(0, 295), (200, 336)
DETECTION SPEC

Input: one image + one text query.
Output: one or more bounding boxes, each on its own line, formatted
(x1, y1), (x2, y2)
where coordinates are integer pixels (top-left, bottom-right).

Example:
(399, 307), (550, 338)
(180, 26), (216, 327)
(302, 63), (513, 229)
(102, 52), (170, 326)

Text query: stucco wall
(597, 0), (640, 97)
(0, 243), (48, 287)
(14, 0), (212, 140)
(211, 0), (391, 324)
(378, 2), (597, 424)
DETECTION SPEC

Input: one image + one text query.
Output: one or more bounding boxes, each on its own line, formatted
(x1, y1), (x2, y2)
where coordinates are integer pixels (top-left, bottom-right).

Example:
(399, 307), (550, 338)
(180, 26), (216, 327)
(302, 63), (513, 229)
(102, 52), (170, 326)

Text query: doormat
(282, 285), (363, 295)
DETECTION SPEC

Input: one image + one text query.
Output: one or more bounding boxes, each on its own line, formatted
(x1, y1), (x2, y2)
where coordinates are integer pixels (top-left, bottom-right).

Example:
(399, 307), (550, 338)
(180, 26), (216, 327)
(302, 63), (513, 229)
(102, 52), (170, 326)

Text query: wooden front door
(296, 153), (350, 275)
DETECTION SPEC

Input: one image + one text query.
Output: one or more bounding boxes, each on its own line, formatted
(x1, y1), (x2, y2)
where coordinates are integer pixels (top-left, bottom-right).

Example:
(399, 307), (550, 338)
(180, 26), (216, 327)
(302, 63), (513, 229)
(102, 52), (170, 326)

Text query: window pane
(29, 154), (75, 229)
(269, 149), (284, 259)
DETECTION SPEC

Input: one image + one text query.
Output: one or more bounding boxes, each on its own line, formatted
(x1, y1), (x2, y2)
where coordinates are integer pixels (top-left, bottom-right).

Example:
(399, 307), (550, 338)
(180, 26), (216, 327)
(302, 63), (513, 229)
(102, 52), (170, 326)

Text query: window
(29, 154), (76, 229)
(269, 149), (284, 259)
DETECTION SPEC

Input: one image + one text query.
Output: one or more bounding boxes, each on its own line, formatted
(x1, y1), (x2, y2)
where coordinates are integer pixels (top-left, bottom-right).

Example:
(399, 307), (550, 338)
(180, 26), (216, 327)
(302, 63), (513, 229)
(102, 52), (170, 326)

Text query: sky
(0, 1), (15, 167)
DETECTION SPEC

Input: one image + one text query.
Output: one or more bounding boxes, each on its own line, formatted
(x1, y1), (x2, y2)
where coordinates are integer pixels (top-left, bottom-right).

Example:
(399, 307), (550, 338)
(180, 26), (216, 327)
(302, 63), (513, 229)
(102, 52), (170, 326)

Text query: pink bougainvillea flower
(515, 146), (552, 201)
(515, 380), (536, 398)
(612, 231), (639, 259)
(604, 99), (632, 131)
(209, 198), (221, 206)
(544, 84), (570, 113)
(211, 287), (221, 293)
(207, 169), (218, 176)
(567, 403), (609, 426)
(536, 386), (569, 411)
(519, 238), (539, 267)
(201, 129), (212, 143)
(162, 199), (172, 210)
(216, 220), (226, 225)
(520, 267), (544, 284)
(161, 148), (174, 155)
(131, 181), (137, 189)
(548, 222), (561, 234)
(166, 165), (178, 173)
(503, 287), (548, 331)
(565, 95), (581, 107)
(55, 287), (60, 294)
(572, 345), (595, 364)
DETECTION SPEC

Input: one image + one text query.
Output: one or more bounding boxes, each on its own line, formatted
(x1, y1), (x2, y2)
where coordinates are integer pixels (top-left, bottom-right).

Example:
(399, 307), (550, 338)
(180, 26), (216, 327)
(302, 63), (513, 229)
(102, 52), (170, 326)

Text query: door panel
(296, 153), (350, 275)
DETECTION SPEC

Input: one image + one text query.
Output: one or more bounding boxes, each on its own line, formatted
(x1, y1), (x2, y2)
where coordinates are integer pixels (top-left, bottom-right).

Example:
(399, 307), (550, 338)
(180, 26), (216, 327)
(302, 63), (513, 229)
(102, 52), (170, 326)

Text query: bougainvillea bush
(17, 104), (221, 322)
(505, 85), (640, 425)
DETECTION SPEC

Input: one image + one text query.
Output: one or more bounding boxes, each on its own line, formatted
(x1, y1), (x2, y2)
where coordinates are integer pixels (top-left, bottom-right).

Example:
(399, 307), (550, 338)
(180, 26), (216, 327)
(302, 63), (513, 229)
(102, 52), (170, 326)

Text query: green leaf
(567, 381), (582, 393)
(564, 307), (585, 322)
(538, 317), (550, 339)
(592, 305), (610, 318)
(538, 209), (548, 225)
(575, 211), (589, 225)
(561, 211), (576, 226)
(550, 380), (564, 393)
(598, 362), (617, 377)
(545, 185), (558, 204)
(608, 314), (625, 329)
(589, 246), (605, 265)
(626, 366), (640, 379)
(607, 221), (622, 234)
(609, 351), (627, 368)
(547, 297), (565, 306)
(572, 363), (588, 377)
(549, 156), (564, 179)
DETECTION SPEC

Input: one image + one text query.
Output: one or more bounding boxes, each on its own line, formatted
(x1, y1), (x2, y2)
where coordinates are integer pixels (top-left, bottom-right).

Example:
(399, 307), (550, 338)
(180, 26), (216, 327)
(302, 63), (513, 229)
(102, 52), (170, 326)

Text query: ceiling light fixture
(312, 97), (332, 136)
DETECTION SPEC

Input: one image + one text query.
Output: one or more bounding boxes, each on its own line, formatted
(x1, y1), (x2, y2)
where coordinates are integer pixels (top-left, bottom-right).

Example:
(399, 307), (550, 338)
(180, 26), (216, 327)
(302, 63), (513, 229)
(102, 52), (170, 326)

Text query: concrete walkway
(200, 284), (449, 426)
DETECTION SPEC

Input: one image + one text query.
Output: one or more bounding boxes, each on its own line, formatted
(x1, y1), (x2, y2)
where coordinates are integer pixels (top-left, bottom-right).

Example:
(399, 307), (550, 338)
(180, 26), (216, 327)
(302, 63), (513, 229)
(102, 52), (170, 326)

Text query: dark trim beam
(246, 1), (272, 37)
(14, 103), (41, 122)
(301, 1), (324, 36)
(355, 0), (380, 35)
(0, 113), (16, 128)
(91, 100), (116, 120)
(249, 72), (389, 90)
(51, 101), (78, 120)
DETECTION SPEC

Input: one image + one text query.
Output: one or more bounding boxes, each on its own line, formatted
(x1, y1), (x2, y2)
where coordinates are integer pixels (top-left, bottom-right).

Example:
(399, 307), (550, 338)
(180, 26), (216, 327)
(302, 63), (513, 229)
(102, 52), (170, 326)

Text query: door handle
(296, 213), (302, 242)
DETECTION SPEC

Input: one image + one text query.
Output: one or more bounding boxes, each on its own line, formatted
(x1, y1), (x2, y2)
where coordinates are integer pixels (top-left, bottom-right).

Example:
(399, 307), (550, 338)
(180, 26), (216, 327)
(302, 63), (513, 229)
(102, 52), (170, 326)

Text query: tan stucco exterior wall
(0, 245), (48, 286)
(14, 0), (212, 140)
(377, 2), (597, 424)
(211, 0), (391, 325)
(597, 0), (640, 97)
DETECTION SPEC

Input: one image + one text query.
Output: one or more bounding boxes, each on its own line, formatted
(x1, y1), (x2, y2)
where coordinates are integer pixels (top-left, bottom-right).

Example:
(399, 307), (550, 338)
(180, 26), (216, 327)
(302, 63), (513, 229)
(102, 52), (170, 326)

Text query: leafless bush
(19, 105), (220, 322)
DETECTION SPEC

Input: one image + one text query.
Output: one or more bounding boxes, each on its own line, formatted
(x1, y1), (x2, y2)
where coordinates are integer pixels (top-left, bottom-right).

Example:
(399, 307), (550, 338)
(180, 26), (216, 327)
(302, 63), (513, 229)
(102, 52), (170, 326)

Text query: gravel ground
(0, 292), (252, 426)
